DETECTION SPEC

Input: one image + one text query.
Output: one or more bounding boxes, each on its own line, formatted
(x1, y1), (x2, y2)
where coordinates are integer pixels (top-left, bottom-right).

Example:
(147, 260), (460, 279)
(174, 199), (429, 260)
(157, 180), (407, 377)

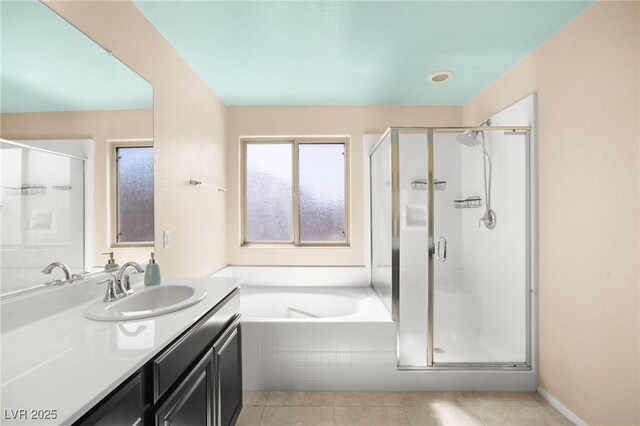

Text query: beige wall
(1, 109), (153, 268)
(45, 0), (228, 276)
(227, 105), (461, 265)
(464, 2), (640, 424)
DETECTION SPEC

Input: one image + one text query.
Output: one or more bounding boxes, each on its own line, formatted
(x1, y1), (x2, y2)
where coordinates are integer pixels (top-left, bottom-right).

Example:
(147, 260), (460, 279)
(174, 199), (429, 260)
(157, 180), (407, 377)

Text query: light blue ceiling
(135, 0), (593, 106)
(1, 0), (152, 113)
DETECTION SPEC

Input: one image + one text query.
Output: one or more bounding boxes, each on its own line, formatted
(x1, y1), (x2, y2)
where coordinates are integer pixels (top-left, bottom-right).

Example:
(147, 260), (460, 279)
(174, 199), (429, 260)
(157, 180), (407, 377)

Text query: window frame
(109, 139), (154, 248)
(241, 137), (350, 247)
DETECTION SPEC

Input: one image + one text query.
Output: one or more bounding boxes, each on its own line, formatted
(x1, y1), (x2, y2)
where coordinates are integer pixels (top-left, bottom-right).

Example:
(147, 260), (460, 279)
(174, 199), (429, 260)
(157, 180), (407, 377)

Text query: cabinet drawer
(153, 288), (239, 403)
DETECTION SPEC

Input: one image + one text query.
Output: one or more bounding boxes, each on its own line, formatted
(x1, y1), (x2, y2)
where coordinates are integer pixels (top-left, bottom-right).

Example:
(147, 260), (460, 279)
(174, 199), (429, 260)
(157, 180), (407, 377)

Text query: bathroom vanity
(76, 287), (242, 426)
(0, 277), (242, 426)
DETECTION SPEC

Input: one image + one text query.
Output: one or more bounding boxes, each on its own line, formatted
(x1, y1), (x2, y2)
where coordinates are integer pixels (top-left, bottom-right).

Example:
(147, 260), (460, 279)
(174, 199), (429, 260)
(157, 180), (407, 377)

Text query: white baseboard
(537, 386), (585, 426)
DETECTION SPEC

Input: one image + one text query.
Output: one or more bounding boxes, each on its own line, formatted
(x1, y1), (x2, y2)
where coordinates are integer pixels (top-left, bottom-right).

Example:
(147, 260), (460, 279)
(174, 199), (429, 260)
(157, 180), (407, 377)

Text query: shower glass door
(430, 128), (530, 366)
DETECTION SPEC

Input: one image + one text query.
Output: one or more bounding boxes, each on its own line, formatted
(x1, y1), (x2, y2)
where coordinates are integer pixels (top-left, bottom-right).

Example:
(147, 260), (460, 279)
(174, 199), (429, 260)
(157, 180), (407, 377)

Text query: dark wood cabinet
(74, 289), (242, 426)
(155, 349), (214, 426)
(214, 320), (242, 426)
(155, 318), (242, 426)
(74, 373), (143, 426)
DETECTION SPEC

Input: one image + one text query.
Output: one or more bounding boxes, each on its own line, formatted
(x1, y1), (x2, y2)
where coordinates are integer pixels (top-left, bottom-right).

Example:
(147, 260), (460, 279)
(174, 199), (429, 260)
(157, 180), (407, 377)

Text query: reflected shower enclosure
(370, 126), (531, 368)
(0, 140), (86, 296)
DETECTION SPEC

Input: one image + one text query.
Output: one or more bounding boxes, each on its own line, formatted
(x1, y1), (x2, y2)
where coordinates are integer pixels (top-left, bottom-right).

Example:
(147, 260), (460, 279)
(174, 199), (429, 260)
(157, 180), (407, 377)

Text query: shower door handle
(435, 237), (447, 262)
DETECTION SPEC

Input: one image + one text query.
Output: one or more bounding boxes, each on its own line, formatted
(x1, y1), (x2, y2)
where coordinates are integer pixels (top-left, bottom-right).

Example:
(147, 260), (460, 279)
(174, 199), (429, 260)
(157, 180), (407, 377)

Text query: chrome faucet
(42, 262), (72, 285)
(42, 262), (88, 285)
(116, 262), (145, 294)
(97, 273), (127, 302)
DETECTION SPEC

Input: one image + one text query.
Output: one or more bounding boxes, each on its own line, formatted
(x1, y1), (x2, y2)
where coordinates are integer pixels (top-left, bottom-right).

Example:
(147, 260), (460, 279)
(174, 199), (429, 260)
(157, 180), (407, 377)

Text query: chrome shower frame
(369, 125), (534, 371)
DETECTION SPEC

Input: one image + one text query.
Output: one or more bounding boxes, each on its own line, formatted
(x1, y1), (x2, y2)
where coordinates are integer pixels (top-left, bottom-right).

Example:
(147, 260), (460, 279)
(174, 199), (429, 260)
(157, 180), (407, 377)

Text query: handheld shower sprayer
(456, 119), (496, 230)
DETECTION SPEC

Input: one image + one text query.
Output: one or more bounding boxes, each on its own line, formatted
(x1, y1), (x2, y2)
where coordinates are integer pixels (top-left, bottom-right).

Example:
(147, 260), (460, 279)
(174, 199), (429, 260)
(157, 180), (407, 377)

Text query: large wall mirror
(0, 0), (154, 297)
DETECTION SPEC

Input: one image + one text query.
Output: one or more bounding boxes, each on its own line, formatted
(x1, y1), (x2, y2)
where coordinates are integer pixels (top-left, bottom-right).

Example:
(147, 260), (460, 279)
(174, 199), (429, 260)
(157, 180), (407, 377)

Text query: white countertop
(0, 277), (240, 426)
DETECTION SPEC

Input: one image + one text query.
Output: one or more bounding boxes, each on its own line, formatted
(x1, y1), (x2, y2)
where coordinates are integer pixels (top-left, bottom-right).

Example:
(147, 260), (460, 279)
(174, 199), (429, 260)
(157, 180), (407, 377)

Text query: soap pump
(102, 252), (119, 271)
(144, 252), (161, 286)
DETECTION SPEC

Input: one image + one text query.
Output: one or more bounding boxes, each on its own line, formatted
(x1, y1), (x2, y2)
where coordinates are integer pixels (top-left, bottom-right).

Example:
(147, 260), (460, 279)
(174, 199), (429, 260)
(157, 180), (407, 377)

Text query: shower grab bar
(435, 237), (447, 262)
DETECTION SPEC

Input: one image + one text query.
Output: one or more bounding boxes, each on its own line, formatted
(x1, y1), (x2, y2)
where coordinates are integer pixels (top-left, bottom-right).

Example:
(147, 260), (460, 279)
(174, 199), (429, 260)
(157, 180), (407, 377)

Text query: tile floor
(236, 391), (573, 426)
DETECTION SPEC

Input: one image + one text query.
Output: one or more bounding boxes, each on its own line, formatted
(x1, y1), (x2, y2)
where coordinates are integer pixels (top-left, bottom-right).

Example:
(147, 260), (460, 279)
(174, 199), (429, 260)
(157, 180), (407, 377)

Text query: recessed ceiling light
(428, 70), (453, 83)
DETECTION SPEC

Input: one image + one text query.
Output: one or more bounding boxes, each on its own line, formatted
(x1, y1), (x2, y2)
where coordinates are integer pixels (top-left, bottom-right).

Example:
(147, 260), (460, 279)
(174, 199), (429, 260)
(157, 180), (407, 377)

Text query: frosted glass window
(116, 146), (154, 243)
(243, 140), (348, 245)
(298, 144), (346, 242)
(245, 144), (293, 241)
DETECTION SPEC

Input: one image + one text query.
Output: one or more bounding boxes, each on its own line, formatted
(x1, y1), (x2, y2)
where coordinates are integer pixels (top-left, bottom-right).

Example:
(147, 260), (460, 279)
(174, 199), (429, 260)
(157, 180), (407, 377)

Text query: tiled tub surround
(0, 276), (240, 425)
(241, 285), (396, 390)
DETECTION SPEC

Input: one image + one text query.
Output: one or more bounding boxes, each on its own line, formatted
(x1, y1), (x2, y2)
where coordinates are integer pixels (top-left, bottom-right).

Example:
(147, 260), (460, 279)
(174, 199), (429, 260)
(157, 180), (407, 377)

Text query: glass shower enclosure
(370, 126), (532, 369)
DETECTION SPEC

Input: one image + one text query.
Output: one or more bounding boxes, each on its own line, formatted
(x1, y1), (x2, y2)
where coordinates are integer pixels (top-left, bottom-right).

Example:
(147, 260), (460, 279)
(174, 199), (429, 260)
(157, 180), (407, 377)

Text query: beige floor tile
(404, 404), (485, 426)
(334, 406), (409, 425)
(399, 391), (465, 406)
(527, 392), (551, 407)
(461, 392), (541, 407)
(236, 406), (264, 426)
(334, 391), (402, 406)
(260, 406), (334, 426)
(470, 406), (572, 426)
(245, 391), (269, 406)
(541, 407), (574, 426)
(266, 391), (336, 406)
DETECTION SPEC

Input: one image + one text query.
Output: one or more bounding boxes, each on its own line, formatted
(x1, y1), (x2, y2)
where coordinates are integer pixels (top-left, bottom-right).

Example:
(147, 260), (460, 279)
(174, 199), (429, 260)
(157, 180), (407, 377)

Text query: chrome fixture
(189, 178), (227, 192)
(411, 178), (446, 191)
(456, 119), (496, 229)
(42, 262), (71, 282)
(97, 273), (127, 302)
(435, 237), (447, 262)
(116, 262), (145, 294)
(454, 196), (482, 209)
(42, 262), (88, 285)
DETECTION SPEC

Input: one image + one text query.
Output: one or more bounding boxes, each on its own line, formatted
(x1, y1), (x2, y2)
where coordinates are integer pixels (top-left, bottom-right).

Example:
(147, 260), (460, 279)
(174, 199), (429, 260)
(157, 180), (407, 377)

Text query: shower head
(456, 130), (480, 147)
(456, 118), (492, 147)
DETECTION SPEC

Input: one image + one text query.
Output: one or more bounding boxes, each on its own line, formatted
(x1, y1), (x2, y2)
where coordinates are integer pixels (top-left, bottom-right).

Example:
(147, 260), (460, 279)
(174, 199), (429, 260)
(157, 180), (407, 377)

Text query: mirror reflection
(0, 0), (153, 296)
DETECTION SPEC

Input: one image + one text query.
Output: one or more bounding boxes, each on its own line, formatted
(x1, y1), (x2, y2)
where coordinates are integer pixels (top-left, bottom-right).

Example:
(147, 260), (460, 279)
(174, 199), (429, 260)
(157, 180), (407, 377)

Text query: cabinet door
(155, 349), (214, 426)
(213, 318), (242, 426)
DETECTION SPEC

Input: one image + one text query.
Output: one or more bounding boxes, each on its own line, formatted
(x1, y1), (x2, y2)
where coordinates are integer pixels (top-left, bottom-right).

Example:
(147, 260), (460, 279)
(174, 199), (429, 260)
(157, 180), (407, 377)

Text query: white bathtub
(240, 285), (398, 390)
(240, 286), (390, 322)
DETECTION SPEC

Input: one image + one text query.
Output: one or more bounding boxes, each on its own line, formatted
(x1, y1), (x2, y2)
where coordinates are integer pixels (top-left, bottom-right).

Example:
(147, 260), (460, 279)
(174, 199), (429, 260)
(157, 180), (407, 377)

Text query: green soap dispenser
(102, 252), (119, 271)
(144, 252), (161, 286)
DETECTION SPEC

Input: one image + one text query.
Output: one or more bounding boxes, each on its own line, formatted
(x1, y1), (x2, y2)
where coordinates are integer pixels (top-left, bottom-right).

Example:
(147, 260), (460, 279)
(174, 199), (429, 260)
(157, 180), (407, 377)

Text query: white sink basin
(85, 285), (207, 321)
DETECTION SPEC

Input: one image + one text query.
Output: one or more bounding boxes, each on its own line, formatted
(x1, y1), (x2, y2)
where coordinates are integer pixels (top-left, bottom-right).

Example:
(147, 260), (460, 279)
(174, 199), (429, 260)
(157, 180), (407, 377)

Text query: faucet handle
(97, 276), (114, 285)
(72, 271), (89, 280)
(97, 274), (126, 302)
